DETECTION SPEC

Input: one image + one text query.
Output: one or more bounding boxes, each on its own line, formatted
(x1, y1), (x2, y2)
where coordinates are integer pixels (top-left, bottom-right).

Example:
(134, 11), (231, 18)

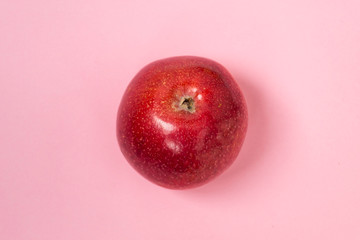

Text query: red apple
(116, 56), (248, 189)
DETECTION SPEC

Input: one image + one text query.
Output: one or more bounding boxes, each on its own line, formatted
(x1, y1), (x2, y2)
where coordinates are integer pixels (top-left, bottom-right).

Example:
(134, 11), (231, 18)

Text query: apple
(116, 56), (248, 189)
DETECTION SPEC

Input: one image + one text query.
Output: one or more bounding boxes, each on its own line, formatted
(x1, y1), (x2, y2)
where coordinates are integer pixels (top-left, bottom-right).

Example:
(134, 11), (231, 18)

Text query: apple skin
(116, 56), (248, 189)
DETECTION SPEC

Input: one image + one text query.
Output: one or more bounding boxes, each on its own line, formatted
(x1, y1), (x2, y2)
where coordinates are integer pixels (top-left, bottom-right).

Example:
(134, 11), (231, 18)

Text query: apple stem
(180, 97), (195, 113)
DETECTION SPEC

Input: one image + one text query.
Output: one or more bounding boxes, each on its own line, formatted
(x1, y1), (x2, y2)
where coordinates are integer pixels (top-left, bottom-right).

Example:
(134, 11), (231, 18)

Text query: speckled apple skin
(116, 56), (248, 189)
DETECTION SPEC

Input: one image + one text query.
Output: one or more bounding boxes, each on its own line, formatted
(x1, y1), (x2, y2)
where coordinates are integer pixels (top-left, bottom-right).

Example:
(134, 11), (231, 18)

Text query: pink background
(1, 0), (360, 239)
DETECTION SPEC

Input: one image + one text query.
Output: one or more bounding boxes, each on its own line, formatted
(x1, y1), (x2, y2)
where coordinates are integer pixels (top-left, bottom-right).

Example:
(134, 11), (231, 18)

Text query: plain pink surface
(1, 0), (360, 239)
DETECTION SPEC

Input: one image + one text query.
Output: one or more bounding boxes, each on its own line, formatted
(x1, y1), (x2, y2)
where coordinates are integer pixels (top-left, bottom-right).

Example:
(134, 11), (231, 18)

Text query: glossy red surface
(116, 56), (248, 189)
